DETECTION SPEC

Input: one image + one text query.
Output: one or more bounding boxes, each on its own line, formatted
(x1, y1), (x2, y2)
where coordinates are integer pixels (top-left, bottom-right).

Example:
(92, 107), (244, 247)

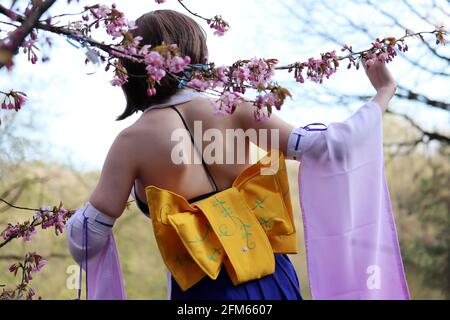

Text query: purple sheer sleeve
(298, 100), (410, 299)
(66, 202), (126, 300)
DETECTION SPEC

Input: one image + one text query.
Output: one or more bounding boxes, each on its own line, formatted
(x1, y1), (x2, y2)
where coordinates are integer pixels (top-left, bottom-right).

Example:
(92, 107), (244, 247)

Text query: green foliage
(398, 147), (449, 299)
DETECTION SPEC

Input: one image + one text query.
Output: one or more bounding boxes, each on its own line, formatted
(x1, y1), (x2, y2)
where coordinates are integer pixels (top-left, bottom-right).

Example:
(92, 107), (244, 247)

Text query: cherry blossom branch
(0, 195), (136, 299)
(0, 0), (57, 67)
(0, 199), (72, 249)
(276, 29), (446, 72)
(174, 0), (229, 36)
(0, 197), (135, 249)
(175, 0), (204, 20)
(0, 1), (447, 118)
(0, 3), (124, 62)
(0, 252), (47, 300)
(0, 90), (27, 112)
(38, 7), (91, 22)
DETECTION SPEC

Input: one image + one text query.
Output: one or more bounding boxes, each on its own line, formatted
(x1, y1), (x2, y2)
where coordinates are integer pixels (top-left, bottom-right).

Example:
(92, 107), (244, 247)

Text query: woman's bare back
(130, 96), (253, 203)
(89, 94), (292, 218)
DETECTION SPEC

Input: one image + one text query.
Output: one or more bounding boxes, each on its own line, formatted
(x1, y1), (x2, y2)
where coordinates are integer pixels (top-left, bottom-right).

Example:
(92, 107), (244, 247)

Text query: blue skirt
(171, 254), (303, 300)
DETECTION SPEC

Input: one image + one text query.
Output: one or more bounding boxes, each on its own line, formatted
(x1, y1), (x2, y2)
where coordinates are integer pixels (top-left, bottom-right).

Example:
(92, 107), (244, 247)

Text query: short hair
(116, 9), (208, 121)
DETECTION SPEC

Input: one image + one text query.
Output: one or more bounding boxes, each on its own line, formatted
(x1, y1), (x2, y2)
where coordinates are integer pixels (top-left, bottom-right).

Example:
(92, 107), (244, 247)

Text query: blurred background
(0, 0), (448, 299)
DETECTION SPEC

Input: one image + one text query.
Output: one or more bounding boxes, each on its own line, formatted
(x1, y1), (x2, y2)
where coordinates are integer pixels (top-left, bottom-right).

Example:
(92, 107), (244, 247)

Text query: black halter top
(133, 105), (220, 217)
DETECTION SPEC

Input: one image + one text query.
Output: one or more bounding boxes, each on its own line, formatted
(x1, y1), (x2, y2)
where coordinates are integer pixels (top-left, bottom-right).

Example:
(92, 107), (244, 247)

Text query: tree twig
(0, 0), (57, 67)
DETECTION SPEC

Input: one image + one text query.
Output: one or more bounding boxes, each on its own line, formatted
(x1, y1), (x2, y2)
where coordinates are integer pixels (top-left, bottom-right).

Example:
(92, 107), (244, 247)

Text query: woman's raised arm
(363, 55), (397, 112)
(236, 58), (396, 162)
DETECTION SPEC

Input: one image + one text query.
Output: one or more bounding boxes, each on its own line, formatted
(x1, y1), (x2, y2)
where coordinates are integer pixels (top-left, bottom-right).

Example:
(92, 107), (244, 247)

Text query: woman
(66, 9), (409, 300)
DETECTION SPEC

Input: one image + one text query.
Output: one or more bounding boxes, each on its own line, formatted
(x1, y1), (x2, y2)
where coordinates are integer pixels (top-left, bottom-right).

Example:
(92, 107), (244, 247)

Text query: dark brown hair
(116, 9), (208, 121)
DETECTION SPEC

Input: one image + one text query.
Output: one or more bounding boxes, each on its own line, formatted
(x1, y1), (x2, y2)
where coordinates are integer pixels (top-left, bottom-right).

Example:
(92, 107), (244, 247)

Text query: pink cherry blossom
(26, 288), (35, 300)
(253, 108), (270, 121)
(246, 58), (277, 88)
(167, 56), (191, 73)
(208, 15), (230, 36)
(146, 66), (166, 82)
(231, 66), (251, 83)
(32, 259), (47, 272)
(110, 73), (128, 86)
(187, 78), (211, 91)
(255, 92), (281, 110)
(341, 43), (353, 52)
(216, 66), (229, 82)
(1, 224), (19, 240)
(147, 87), (157, 96)
(373, 38), (383, 49)
(212, 91), (243, 116)
(377, 52), (389, 63)
(90, 5), (110, 19)
(144, 51), (165, 68)
(8, 263), (18, 273)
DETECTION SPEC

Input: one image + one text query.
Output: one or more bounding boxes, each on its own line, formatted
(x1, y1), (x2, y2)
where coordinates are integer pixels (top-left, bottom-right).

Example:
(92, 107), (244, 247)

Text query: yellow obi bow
(145, 150), (297, 291)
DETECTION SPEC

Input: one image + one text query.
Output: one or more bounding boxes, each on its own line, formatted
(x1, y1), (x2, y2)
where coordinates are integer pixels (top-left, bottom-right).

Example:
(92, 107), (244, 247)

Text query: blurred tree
(402, 145), (449, 298)
(281, 0), (449, 298)
(0, 105), (50, 209)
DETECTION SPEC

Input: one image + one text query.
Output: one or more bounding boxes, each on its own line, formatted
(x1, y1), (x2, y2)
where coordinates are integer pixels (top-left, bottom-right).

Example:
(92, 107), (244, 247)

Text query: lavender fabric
(66, 202), (126, 300)
(298, 100), (410, 299)
(81, 99), (410, 300)
(84, 233), (126, 300)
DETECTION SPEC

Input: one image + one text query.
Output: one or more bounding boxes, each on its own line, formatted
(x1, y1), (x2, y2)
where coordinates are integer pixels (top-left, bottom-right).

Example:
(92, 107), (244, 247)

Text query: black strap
(133, 181), (150, 215)
(170, 105), (220, 192)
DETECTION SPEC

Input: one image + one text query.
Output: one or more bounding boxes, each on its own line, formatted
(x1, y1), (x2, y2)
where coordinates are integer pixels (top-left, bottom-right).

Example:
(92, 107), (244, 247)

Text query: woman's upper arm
(234, 101), (294, 153)
(89, 129), (138, 219)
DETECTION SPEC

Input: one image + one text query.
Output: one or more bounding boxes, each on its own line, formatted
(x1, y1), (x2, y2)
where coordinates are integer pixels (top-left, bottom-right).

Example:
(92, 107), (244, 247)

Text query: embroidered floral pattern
(212, 196), (256, 250)
(208, 247), (222, 262)
(251, 195), (269, 210)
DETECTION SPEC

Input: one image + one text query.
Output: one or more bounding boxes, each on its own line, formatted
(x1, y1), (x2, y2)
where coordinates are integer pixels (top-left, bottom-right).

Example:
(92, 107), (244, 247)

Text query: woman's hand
(362, 53), (397, 112)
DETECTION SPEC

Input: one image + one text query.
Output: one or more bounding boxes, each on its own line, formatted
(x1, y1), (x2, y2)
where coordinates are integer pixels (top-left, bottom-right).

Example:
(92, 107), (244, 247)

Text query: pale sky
(0, 0), (448, 171)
